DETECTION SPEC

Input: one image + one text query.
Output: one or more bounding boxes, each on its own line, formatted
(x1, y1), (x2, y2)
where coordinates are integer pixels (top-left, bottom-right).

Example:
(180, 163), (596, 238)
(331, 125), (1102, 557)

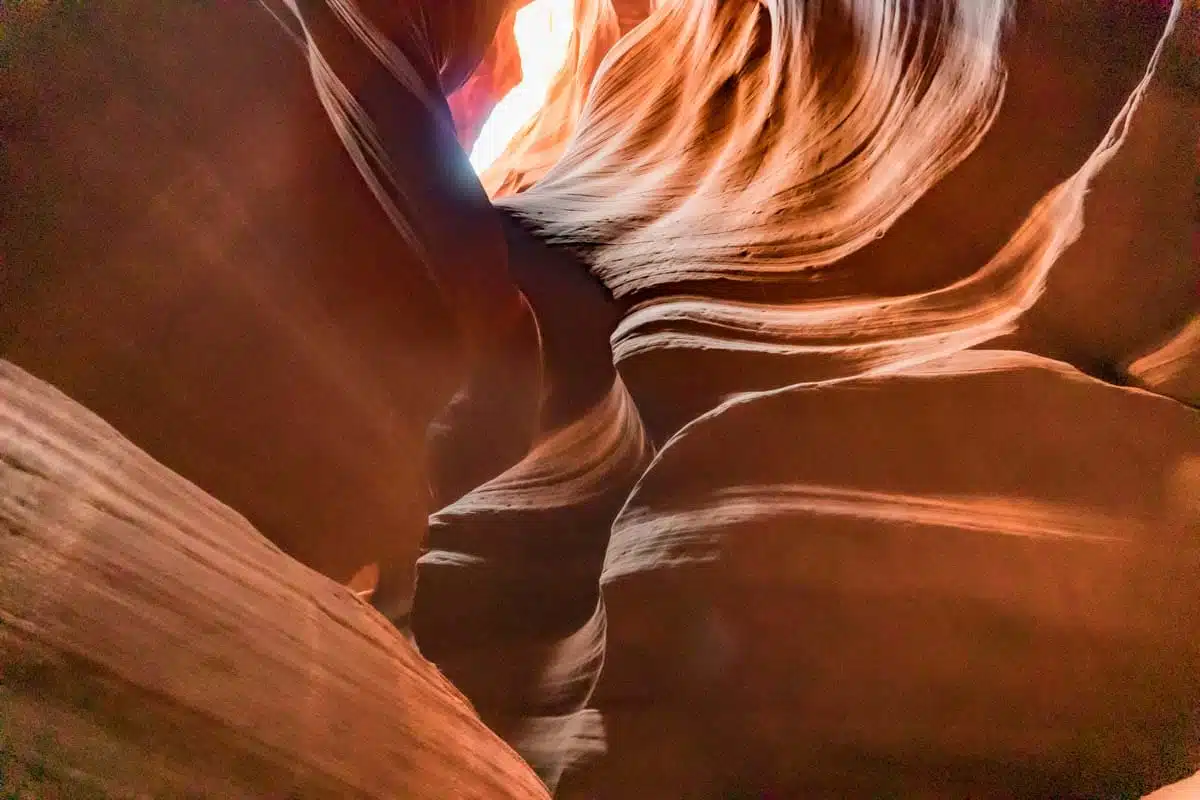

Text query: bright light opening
(469, 0), (575, 175)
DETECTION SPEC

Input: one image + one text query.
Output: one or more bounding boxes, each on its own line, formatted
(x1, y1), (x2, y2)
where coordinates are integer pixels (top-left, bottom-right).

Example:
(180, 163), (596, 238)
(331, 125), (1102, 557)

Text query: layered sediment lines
(416, 375), (651, 789)
(0, 360), (550, 799)
(1, 0), (1195, 796)
(446, 1), (1200, 793)
(497, 0), (1193, 438)
(579, 350), (1199, 795)
(1129, 316), (1200, 407)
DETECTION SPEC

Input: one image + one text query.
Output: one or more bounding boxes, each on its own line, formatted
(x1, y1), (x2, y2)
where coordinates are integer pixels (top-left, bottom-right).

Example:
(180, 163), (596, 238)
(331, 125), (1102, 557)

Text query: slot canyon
(0, 0), (1198, 796)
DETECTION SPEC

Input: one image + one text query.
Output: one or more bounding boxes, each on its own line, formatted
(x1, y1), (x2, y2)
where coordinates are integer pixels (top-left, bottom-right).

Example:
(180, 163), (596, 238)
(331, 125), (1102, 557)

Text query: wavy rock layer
(0, 360), (550, 799)
(1, 0), (1195, 797)
(1129, 317), (1200, 406)
(440, 1), (1199, 794)
(575, 350), (1200, 796)
(415, 373), (651, 788)
(993, 2), (1198, 394)
(490, 0), (1189, 440)
(505, 0), (1165, 369)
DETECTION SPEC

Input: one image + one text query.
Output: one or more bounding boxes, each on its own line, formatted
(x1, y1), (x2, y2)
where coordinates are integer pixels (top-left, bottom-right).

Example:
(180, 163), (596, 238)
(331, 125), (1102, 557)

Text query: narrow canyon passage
(0, 0), (1196, 797)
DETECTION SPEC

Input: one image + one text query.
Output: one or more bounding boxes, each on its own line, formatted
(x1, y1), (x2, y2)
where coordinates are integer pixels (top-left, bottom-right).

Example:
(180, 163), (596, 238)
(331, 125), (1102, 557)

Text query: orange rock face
(1, 0), (1197, 797)
(0, 360), (550, 798)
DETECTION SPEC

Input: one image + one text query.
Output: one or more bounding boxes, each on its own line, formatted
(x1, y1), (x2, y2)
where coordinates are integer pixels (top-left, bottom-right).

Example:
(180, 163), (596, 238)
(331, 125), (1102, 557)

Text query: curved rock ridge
(431, 375), (648, 519)
(0, 359), (550, 799)
(279, 0), (1192, 792)
(1129, 316), (1200, 407)
(497, 1), (1180, 384)
(2, 0), (1194, 796)
(280, 0), (530, 356)
(581, 349), (1200, 797)
(414, 375), (651, 789)
(505, 0), (1009, 293)
(989, 5), (1198, 391)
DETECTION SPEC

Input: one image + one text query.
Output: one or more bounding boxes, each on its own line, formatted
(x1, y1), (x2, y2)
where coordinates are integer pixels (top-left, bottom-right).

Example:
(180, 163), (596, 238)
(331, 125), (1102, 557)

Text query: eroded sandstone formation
(0, 360), (549, 798)
(434, 1), (1200, 794)
(1, 0), (1197, 797)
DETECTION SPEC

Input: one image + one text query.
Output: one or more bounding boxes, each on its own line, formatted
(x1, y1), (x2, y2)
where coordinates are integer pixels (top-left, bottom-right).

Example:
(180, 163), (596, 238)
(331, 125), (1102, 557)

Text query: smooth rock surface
(0, 359), (550, 799)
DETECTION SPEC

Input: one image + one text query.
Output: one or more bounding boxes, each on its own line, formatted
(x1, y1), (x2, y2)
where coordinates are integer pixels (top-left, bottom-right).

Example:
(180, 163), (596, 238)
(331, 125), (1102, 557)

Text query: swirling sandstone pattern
(589, 349), (1199, 795)
(447, 1), (1198, 793)
(498, 0), (1192, 435)
(1, 0), (1196, 796)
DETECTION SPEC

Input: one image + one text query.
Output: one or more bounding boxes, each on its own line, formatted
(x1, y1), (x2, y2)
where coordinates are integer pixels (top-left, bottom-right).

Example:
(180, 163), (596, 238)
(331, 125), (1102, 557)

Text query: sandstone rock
(3, 0), (1195, 797)
(0, 359), (549, 799)
(576, 350), (1200, 797)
